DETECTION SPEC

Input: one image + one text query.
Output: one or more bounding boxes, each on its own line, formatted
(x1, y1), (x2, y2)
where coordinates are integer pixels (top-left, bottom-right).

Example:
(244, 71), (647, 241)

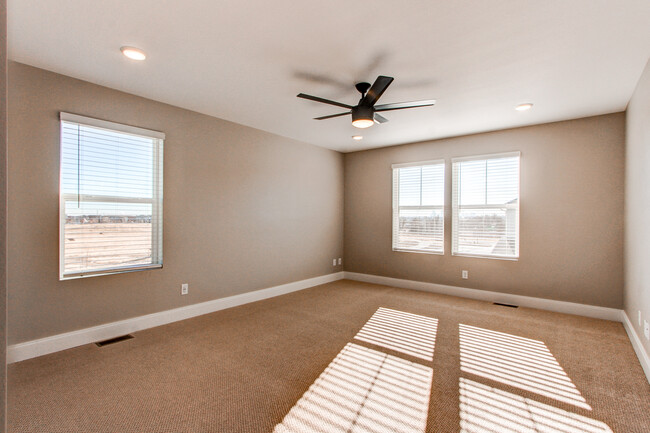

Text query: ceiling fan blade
(314, 111), (350, 120)
(297, 93), (353, 109)
(361, 76), (394, 107)
(374, 99), (436, 112)
(374, 113), (389, 124)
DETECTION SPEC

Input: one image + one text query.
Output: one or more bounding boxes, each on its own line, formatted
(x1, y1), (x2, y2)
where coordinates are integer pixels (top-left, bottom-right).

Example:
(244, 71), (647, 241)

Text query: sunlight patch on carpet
(459, 324), (591, 410)
(459, 378), (612, 433)
(273, 343), (433, 433)
(354, 307), (438, 360)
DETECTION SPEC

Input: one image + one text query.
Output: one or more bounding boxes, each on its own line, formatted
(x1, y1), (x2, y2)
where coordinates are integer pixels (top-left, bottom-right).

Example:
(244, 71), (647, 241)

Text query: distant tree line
(66, 215), (151, 224)
(399, 215), (443, 233)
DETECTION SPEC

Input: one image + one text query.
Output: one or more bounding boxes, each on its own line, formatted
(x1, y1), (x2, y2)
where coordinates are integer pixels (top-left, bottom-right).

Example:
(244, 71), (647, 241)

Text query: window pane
(486, 157), (519, 204)
(60, 116), (163, 278)
(398, 166), (423, 206)
(421, 165), (444, 206)
(393, 162), (445, 254)
(456, 208), (518, 257)
(61, 124), (154, 198)
(396, 208), (444, 253)
(459, 160), (486, 205)
(453, 154), (519, 259)
(63, 202), (153, 274)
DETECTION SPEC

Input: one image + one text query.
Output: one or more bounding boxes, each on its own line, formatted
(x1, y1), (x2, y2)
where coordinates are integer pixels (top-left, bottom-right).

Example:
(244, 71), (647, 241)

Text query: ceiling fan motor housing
(352, 105), (374, 123)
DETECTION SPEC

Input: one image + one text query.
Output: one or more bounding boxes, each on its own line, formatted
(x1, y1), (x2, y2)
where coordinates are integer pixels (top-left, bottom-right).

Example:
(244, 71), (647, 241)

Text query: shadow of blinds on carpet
(273, 308), (438, 433)
(459, 378), (613, 433)
(459, 324), (591, 410)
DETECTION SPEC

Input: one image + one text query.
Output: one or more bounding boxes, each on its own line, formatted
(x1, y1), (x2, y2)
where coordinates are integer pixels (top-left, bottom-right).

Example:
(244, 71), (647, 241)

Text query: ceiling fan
(297, 75), (435, 129)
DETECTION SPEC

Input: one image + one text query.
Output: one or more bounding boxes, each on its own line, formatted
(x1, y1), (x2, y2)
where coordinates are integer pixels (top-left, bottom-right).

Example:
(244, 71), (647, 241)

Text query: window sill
(451, 253), (518, 261)
(60, 263), (163, 280)
(392, 248), (444, 255)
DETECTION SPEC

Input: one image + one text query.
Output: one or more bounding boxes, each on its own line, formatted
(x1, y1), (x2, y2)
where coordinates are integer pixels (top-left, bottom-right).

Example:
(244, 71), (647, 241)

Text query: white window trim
(59, 113), (165, 280)
(451, 151), (520, 163)
(59, 112), (165, 140)
(451, 151), (520, 260)
(392, 159), (445, 255)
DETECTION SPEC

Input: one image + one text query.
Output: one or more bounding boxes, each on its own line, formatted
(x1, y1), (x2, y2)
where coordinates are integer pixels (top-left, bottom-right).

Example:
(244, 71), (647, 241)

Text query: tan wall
(625, 58), (650, 356)
(1, 0), (7, 430)
(7, 62), (344, 344)
(344, 114), (625, 308)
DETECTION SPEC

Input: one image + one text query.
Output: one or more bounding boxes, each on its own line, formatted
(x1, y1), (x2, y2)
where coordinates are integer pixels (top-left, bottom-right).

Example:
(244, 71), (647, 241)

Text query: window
(392, 160), (445, 254)
(59, 113), (164, 279)
(452, 152), (520, 259)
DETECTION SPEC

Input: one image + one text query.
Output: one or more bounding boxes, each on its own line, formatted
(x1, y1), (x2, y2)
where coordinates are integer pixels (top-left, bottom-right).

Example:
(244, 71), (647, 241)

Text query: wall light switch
(338, 258), (342, 265)
(644, 320), (649, 340)
(462, 270), (468, 279)
(333, 259), (337, 266)
(181, 283), (189, 295)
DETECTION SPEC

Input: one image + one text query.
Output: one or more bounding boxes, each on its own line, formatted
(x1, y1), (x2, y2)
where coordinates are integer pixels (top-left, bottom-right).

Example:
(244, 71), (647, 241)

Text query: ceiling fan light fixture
(351, 106), (374, 129)
(352, 119), (374, 128)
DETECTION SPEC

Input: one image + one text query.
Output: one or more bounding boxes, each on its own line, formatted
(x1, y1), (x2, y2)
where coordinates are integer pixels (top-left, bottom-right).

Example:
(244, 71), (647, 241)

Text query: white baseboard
(7, 271), (345, 364)
(344, 272), (622, 321)
(621, 311), (650, 383)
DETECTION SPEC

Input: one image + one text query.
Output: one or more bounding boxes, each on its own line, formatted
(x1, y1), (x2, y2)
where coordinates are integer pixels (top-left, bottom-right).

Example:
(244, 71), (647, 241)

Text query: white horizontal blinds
(452, 153), (520, 259)
(392, 161), (445, 253)
(60, 113), (164, 279)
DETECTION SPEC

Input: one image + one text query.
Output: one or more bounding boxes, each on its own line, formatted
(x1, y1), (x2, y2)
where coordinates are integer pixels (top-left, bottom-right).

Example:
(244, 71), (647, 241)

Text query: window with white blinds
(392, 160), (445, 254)
(59, 113), (164, 279)
(452, 152), (520, 259)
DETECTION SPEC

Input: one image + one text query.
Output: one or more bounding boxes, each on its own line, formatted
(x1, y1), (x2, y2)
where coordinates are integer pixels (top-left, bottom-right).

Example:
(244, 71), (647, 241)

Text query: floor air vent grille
(493, 302), (519, 308)
(95, 334), (134, 347)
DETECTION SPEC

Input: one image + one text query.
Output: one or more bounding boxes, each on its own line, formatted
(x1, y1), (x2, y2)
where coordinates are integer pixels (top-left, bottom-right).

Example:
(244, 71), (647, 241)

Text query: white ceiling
(8, 1), (650, 152)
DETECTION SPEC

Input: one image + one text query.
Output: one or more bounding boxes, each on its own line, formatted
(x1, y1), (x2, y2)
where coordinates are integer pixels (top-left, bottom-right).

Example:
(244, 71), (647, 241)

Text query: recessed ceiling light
(120, 46), (146, 61)
(352, 135), (363, 141)
(515, 103), (533, 111)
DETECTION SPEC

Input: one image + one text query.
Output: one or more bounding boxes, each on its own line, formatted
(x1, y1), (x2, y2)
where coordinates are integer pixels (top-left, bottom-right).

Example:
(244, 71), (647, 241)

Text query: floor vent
(493, 302), (519, 308)
(95, 334), (134, 347)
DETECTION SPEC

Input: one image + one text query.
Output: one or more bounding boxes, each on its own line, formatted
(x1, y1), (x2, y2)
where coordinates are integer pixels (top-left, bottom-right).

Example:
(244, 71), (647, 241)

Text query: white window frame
(451, 151), (520, 260)
(59, 112), (165, 279)
(392, 159), (445, 255)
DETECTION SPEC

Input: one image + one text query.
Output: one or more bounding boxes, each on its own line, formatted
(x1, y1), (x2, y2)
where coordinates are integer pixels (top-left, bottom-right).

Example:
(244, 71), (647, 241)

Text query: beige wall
(625, 58), (650, 357)
(7, 62), (344, 344)
(1, 0), (7, 430)
(344, 114), (625, 308)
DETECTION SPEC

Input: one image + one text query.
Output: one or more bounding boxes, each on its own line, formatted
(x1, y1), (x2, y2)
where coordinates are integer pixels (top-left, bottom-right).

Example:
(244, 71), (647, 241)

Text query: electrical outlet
(644, 320), (649, 340)
(333, 259), (337, 266)
(640, 310), (643, 326)
(338, 258), (342, 265)
(462, 270), (468, 279)
(181, 283), (188, 295)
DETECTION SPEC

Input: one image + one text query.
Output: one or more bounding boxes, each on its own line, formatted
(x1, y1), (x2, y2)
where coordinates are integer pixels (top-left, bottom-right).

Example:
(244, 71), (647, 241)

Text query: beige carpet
(8, 280), (650, 432)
